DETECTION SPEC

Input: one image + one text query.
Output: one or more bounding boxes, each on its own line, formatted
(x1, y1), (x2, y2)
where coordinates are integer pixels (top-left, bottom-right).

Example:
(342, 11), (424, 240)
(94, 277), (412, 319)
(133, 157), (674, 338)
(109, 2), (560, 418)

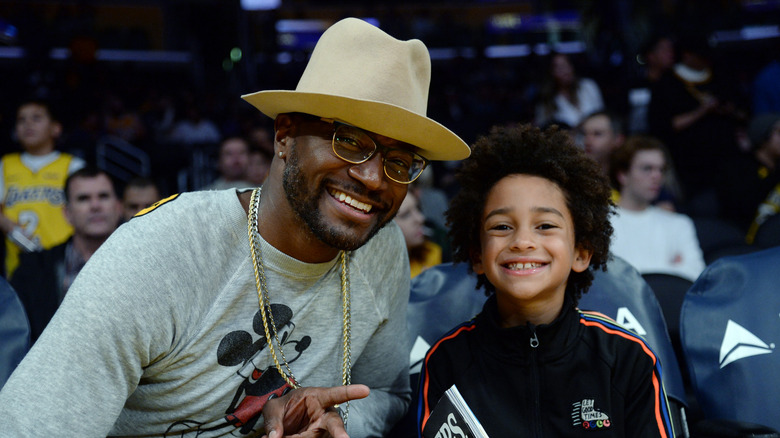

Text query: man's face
(218, 138), (250, 181)
(619, 149), (666, 206)
(65, 174), (122, 239)
(123, 185), (160, 221)
(281, 117), (409, 251)
(582, 115), (617, 165)
(15, 103), (61, 154)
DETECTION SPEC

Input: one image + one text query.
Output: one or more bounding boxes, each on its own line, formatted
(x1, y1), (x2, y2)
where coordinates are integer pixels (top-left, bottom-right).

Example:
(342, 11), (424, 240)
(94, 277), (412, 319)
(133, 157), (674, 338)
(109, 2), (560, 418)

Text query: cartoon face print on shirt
(164, 303), (310, 437)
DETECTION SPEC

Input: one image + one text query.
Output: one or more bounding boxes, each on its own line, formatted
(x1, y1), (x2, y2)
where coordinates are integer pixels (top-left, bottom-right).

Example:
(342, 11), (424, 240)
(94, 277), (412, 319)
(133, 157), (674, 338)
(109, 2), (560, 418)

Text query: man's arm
(346, 223), (413, 436)
(0, 217), (179, 435)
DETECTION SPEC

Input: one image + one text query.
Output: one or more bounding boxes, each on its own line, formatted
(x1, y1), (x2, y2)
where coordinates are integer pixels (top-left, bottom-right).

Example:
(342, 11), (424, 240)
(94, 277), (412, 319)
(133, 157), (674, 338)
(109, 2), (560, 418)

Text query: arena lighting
(0, 47), (191, 62)
(712, 25), (780, 42)
(240, 0), (280, 11)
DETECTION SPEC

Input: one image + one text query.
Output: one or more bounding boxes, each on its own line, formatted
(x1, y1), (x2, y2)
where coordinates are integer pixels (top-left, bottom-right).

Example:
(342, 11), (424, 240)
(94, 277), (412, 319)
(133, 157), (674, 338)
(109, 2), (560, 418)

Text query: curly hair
(446, 123), (614, 306)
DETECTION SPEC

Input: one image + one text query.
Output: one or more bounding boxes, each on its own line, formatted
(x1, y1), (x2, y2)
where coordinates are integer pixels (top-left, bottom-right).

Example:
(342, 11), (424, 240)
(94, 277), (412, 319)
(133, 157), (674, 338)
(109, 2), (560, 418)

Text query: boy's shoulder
(576, 309), (659, 362)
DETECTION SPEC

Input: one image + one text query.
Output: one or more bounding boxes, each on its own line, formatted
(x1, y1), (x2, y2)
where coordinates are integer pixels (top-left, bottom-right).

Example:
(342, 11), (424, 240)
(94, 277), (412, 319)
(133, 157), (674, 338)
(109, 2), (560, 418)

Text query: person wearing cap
(0, 18), (469, 437)
(718, 113), (780, 238)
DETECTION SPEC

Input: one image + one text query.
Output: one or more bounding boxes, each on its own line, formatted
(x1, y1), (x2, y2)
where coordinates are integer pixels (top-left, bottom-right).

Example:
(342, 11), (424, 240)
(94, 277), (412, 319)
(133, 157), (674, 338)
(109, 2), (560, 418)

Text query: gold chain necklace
(247, 187), (352, 425)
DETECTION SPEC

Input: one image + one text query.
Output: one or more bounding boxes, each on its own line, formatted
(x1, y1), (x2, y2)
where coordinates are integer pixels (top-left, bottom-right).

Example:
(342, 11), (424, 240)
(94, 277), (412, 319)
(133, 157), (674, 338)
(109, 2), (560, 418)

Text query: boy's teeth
(330, 189), (372, 213)
(508, 262), (542, 270)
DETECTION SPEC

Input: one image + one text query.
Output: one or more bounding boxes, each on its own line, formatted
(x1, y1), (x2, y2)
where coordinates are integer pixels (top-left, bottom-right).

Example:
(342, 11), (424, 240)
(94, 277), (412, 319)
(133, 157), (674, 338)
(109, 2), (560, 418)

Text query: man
(580, 110), (625, 177)
(609, 136), (705, 282)
(0, 99), (86, 278)
(720, 113), (780, 242)
(122, 176), (162, 222)
(203, 136), (255, 190)
(11, 167), (122, 343)
(647, 33), (744, 215)
(0, 18), (469, 437)
(626, 34), (675, 134)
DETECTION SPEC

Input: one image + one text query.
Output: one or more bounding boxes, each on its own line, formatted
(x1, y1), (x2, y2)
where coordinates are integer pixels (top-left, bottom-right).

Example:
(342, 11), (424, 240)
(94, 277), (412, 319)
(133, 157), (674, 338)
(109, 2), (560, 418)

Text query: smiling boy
(418, 124), (674, 437)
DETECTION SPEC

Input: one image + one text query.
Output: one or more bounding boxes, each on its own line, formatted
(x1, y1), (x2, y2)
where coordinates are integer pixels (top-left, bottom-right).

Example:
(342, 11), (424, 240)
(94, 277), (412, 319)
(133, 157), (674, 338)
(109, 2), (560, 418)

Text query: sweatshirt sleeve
(0, 216), (181, 436)
(344, 222), (412, 437)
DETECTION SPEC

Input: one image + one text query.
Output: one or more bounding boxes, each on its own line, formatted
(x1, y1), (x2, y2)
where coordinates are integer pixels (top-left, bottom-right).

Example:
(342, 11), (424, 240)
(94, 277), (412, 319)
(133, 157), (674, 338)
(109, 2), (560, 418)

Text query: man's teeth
(507, 262), (543, 270)
(330, 189), (372, 213)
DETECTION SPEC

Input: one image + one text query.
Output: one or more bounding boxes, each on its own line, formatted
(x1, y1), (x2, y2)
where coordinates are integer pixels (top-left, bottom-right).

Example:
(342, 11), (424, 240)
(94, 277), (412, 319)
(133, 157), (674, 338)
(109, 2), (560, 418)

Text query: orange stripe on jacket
(580, 318), (669, 438)
(419, 323), (477, 431)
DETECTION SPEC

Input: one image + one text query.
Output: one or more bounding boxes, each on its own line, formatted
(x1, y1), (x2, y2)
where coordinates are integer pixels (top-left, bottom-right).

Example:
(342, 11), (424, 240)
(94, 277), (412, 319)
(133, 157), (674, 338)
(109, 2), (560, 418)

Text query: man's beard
(282, 145), (391, 251)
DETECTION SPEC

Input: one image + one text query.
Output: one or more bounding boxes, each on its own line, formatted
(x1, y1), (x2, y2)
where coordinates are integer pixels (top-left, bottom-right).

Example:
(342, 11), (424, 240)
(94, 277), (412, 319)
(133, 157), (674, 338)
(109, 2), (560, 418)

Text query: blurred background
(1, 0), (779, 195)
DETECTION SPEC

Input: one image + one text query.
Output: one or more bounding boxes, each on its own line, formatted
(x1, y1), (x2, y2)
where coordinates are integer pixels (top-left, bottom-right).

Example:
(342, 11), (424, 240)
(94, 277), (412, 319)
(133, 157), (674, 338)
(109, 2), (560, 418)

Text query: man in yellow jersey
(0, 99), (85, 278)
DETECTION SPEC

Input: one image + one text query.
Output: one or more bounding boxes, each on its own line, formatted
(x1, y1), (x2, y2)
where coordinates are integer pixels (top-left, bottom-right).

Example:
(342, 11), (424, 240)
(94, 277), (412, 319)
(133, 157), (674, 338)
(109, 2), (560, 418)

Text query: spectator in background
(724, 113), (780, 243)
(394, 191), (442, 278)
(103, 93), (147, 145)
(122, 176), (162, 222)
(626, 34), (676, 134)
(609, 136), (705, 281)
(0, 99), (86, 278)
(12, 167), (122, 343)
(203, 136), (253, 191)
(246, 145), (272, 186)
(751, 49), (780, 116)
(168, 101), (221, 146)
(535, 52), (604, 128)
(648, 33), (745, 215)
(580, 110), (625, 178)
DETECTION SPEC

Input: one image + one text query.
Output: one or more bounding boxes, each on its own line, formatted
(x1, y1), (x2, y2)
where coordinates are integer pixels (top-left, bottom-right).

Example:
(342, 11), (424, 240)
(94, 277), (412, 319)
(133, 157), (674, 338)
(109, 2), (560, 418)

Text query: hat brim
(242, 90), (470, 161)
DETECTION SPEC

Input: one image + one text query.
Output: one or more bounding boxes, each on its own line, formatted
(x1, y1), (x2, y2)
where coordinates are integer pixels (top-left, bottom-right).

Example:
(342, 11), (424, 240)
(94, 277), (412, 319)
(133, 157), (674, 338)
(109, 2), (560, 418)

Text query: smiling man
(0, 18), (469, 437)
(11, 166), (122, 343)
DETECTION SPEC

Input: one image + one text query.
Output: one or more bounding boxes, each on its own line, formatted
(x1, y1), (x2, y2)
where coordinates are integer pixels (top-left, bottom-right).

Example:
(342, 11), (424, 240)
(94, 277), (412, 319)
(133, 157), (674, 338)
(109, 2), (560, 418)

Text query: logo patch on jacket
(572, 399), (611, 430)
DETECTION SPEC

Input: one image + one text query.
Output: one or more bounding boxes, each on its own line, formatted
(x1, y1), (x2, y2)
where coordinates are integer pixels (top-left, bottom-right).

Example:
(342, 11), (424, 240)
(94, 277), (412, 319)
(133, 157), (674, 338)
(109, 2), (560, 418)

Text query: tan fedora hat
(241, 17), (470, 161)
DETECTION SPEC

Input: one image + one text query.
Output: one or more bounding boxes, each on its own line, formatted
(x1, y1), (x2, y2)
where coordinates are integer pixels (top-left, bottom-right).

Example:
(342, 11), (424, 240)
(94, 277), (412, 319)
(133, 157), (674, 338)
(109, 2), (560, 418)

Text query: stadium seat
(692, 216), (756, 265)
(642, 273), (694, 356)
(680, 246), (780, 436)
(0, 278), (30, 389)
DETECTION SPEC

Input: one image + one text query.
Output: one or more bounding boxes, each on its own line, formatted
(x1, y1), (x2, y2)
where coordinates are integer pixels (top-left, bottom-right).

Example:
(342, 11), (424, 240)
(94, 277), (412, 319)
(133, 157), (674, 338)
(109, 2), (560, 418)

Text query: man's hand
(262, 384), (370, 438)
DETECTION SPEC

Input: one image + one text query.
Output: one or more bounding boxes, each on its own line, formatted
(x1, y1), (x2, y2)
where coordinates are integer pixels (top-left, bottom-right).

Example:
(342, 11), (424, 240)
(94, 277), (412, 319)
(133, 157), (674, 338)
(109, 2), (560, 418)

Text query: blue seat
(680, 246), (780, 434)
(0, 277), (30, 389)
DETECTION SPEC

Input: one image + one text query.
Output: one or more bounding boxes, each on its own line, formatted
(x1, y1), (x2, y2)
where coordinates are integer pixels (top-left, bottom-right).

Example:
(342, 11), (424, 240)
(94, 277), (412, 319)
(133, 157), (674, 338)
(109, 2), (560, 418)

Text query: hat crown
(295, 18), (430, 117)
(241, 17), (470, 161)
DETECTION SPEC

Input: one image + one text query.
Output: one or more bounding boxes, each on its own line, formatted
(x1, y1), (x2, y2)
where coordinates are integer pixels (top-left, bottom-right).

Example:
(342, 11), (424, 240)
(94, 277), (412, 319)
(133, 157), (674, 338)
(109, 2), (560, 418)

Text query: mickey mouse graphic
(165, 303), (310, 437)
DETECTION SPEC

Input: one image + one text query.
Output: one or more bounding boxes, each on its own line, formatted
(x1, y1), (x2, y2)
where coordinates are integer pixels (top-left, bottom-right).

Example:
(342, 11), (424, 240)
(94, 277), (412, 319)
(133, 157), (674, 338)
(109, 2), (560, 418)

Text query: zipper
(529, 326), (543, 437)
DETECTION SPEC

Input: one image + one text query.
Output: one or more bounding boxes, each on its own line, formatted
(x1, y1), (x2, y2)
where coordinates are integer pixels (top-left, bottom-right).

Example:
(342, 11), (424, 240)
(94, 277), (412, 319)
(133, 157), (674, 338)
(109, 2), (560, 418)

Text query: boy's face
(15, 103), (61, 155)
(473, 174), (592, 326)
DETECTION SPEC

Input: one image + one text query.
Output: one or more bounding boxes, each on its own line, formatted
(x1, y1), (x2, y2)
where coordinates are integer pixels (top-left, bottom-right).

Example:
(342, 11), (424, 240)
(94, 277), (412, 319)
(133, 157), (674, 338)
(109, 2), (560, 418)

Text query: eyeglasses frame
(319, 117), (429, 184)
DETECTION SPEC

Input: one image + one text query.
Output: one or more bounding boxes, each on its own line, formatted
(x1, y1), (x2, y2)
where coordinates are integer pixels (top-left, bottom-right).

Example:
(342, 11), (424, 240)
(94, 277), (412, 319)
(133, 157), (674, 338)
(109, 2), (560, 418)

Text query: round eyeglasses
(321, 118), (429, 184)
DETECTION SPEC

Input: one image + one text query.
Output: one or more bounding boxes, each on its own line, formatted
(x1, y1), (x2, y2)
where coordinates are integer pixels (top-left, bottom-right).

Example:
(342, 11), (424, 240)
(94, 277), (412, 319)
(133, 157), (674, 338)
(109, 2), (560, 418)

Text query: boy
(418, 124), (674, 437)
(0, 99), (85, 278)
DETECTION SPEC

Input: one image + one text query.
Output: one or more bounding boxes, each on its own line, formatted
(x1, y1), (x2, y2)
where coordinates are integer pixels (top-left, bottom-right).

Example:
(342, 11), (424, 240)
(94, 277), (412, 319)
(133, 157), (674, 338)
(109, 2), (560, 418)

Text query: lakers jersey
(2, 153), (74, 277)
